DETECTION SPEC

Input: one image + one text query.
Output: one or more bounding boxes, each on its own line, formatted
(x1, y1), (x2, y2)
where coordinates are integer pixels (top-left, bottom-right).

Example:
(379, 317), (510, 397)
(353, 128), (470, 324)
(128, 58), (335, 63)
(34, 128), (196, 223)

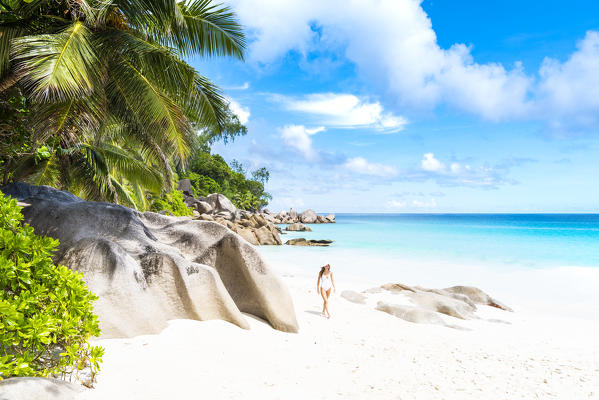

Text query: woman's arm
(316, 275), (321, 293)
(331, 272), (336, 292)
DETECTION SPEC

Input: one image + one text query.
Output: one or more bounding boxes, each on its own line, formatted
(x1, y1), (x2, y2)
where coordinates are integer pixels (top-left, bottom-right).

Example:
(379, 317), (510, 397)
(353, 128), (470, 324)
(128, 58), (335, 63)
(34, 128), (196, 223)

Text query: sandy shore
(81, 260), (599, 400)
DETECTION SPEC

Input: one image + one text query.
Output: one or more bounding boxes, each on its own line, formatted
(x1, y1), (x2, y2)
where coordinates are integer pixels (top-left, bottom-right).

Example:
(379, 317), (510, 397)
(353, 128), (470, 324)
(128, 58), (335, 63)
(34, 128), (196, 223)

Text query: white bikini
(320, 273), (332, 291)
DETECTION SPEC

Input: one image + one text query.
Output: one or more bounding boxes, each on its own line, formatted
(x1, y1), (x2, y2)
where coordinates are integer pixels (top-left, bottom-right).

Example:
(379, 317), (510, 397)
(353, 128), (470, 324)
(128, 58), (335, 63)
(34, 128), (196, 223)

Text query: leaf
(11, 22), (100, 101)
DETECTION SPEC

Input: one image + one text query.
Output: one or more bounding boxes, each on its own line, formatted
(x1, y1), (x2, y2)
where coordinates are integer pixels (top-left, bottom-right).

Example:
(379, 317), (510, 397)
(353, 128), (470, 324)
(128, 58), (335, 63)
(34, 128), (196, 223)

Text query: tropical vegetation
(0, 192), (104, 384)
(0, 0), (269, 211)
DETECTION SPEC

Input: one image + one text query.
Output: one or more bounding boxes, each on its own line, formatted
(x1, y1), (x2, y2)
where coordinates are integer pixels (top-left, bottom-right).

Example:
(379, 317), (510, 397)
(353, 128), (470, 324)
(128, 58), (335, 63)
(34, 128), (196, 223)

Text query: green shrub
(182, 172), (221, 197)
(0, 193), (103, 384)
(150, 189), (193, 216)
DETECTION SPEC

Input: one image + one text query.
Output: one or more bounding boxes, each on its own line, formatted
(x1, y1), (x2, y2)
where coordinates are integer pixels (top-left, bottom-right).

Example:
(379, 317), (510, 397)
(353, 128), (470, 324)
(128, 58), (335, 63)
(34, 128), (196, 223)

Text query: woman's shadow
(305, 310), (324, 317)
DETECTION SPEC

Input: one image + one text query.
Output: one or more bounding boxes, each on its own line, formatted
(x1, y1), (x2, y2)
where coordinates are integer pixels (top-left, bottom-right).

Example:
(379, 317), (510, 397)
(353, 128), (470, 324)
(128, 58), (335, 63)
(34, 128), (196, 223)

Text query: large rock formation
(1, 183), (299, 338)
(0, 377), (86, 400)
(341, 282), (511, 329)
(299, 209), (318, 224)
(285, 223), (312, 232)
(179, 187), (282, 246)
(204, 193), (236, 214)
(272, 208), (335, 225)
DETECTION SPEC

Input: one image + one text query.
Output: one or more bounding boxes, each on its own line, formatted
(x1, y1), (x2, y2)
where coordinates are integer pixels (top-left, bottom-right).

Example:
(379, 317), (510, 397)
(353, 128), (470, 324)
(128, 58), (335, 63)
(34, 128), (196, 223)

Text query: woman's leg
(325, 288), (332, 318)
(320, 288), (330, 317)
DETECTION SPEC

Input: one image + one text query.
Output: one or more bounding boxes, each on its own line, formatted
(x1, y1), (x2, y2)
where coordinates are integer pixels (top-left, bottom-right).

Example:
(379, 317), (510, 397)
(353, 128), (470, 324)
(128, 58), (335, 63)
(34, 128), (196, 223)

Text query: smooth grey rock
(254, 226), (281, 245)
(195, 201), (213, 214)
(299, 209), (317, 223)
(285, 223), (312, 232)
(285, 238), (333, 246)
(341, 290), (367, 304)
(444, 286), (513, 312)
(326, 213), (336, 222)
(205, 193), (236, 214)
(2, 183), (298, 336)
(379, 282), (511, 325)
(234, 227), (259, 246)
(0, 377), (86, 400)
(289, 208), (297, 220)
(375, 302), (466, 330)
(252, 214), (268, 228)
(177, 179), (193, 196)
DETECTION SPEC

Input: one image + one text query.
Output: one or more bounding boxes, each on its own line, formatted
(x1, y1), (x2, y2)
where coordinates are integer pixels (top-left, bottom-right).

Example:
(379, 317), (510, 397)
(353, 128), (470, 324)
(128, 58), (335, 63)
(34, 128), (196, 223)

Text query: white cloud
(344, 157), (398, 177)
(229, 0), (532, 120)
(387, 198), (437, 209)
(229, 82), (250, 90)
(229, 0), (599, 131)
(277, 93), (407, 132)
(228, 99), (250, 124)
(279, 125), (325, 160)
(387, 199), (406, 208)
(414, 153), (509, 188)
(421, 153), (445, 172)
(536, 31), (599, 133)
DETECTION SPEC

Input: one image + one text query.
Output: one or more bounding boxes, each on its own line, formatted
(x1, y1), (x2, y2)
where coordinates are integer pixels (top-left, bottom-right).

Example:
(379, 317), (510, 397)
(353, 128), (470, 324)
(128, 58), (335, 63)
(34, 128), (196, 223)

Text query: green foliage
(0, 193), (103, 384)
(251, 167), (270, 185)
(0, 86), (34, 185)
(196, 104), (248, 146)
(150, 189), (193, 216)
(0, 0), (246, 204)
(184, 172), (221, 197)
(181, 151), (271, 210)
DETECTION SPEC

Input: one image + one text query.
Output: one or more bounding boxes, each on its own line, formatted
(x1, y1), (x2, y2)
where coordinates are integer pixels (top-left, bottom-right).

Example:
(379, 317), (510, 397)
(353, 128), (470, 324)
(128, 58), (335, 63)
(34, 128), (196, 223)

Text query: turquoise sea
(259, 214), (599, 317)
(273, 214), (599, 269)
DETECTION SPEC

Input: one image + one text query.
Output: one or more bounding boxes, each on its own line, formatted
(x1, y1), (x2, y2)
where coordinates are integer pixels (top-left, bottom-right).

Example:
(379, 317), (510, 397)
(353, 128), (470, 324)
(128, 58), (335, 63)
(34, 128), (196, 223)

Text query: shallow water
(259, 214), (599, 319)
(273, 214), (599, 268)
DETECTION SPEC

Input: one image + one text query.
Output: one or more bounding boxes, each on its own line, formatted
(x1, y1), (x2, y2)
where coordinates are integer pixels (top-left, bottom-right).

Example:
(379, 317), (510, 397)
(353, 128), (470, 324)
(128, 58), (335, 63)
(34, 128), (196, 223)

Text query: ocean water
(259, 214), (599, 317)
(273, 214), (599, 269)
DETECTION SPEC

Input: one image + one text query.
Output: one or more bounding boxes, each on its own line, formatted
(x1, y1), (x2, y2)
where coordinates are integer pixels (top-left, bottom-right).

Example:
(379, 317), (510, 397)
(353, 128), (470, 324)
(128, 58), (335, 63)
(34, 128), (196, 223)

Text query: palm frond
(0, 24), (24, 77)
(109, 177), (138, 208)
(108, 58), (192, 158)
(114, 0), (180, 34)
(183, 74), (228, 130)
(26, 149), (62, 187)
(11, 21), (100, 101)
(96, 142), (163, 193)
(170, 0), (245, 59)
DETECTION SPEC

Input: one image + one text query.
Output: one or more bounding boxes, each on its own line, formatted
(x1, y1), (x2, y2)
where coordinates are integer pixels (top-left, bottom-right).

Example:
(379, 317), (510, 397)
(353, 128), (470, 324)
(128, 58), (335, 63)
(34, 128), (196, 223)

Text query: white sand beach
(83, 258), (599, 400)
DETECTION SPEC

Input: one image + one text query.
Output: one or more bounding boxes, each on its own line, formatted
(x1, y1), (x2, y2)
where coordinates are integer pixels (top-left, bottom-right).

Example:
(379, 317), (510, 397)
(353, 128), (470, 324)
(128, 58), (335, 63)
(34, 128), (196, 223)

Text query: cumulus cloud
(536, 31), (599, 134)
(344, 157), (398, 177)
(228, 0), (599, 132)
(410, 153), (513, 188)
(228, 99), (250, 124)
(276, 93), (407, 132)
(279, 125), (325, 160)
(421, 153), (445, 172)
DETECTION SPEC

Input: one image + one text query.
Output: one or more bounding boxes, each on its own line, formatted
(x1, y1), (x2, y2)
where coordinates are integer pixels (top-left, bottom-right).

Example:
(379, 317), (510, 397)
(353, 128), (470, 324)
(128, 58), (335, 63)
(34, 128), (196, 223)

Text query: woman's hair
(318, 264), (330, 278)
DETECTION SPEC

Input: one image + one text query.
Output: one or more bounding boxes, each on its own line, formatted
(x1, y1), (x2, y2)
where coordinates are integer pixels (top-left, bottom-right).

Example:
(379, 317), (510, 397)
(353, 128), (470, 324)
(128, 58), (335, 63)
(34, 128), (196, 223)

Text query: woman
(316, 264), (336, 318)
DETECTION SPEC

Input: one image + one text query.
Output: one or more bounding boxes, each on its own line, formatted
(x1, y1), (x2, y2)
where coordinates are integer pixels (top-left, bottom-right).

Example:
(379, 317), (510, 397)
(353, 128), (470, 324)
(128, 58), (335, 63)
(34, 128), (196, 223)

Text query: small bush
(0, 193), (103, 384)
(184, 172), (221, 197)
(150, 189), (193, 216)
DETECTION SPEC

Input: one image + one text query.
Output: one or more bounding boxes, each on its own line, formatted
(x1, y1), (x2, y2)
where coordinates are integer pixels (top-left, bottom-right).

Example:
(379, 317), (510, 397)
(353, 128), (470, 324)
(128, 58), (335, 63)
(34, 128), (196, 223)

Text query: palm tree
(0, 0), (245, 206)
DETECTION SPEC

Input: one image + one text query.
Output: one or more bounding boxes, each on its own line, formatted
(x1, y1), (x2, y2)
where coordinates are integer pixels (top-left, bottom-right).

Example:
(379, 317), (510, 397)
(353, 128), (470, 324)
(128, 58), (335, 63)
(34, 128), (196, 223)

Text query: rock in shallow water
(285, 238), (333, 246)
(284, 222), (312, 232)
(1, 182), (299, 337)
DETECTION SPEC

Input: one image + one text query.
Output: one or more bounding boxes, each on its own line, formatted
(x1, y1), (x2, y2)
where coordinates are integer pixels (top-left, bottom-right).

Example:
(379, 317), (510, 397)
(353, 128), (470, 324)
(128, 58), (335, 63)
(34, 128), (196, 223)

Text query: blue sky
(188, 0), (599, 213)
